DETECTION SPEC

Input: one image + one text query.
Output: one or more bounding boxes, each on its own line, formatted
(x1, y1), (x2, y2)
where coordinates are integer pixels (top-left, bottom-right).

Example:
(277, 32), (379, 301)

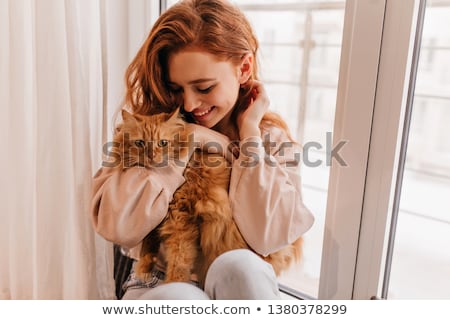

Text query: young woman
(91, 0), (314, 299)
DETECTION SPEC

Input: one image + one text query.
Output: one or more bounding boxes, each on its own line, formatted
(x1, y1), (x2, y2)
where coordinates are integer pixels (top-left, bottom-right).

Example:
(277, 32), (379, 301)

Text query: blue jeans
(122, 249), (281, 300)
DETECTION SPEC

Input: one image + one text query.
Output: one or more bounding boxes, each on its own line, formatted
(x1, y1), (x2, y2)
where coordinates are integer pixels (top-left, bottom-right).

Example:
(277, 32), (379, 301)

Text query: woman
(91, 0), (314, 299)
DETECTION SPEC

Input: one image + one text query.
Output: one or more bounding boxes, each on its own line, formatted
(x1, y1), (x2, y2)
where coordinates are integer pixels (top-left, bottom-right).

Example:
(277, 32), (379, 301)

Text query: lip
(193, 106), (215, 122)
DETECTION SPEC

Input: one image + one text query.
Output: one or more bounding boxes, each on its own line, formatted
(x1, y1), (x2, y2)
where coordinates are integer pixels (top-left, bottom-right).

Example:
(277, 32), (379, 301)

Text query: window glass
(234, 1), (346, 298)
(386, 1), (450, 299)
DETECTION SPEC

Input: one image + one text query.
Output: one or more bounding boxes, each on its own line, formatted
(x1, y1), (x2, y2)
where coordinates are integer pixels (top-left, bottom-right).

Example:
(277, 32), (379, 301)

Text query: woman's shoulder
(260, 121), (294, 143)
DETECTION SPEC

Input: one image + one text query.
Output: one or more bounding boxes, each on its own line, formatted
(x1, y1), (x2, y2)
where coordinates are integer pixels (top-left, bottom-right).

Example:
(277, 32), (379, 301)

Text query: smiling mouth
(193, 106), (214, 118)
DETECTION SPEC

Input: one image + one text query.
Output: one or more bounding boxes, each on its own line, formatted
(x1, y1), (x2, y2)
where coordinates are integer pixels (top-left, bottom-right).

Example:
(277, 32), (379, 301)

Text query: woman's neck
(212, 115), (240, 142)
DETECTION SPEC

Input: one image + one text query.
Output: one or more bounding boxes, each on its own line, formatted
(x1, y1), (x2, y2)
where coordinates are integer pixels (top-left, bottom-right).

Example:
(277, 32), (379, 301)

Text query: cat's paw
(135, 254), (157, 277)
(135, 271), (154, 282)
(165, 268), (191, 283)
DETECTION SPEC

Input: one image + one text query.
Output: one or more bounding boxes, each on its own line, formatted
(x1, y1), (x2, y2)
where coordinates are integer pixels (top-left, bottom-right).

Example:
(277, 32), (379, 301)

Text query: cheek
(226, 85), (240, 108)
(214, 84), (240, 108)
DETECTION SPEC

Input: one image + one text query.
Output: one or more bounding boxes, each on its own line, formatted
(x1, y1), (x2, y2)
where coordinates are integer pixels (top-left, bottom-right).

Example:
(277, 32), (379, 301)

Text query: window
(234, 0), (346, 298)
(162, 0), (450, 299)
(381, 0), (450, 299)
(164, 0), (346, 299)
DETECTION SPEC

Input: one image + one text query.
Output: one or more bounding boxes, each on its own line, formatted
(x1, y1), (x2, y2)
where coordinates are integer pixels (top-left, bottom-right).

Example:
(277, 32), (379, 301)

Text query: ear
(238, 53), (253, 84)
(121, 109), (134, 122)
(121, 109), (143, 130)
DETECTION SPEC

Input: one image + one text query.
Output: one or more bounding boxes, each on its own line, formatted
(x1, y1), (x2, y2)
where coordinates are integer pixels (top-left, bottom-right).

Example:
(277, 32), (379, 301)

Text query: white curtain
(0, 0), (157, 299)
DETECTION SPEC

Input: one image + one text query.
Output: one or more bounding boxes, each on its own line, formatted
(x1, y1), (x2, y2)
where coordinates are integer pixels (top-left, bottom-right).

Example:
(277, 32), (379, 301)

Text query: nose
(183, 90), (202, 112)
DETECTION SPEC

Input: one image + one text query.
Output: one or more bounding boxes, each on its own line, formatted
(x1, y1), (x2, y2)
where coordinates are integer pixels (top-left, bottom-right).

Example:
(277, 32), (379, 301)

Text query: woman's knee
(204, 249), (280, 299)
(137, 282), (210, 300)
(208, 249), (273, 278)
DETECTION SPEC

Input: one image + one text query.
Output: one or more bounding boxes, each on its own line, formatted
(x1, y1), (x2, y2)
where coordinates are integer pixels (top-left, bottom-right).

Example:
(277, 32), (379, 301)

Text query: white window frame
(159, 0), (424, 300)
(319, 0), (423, 299)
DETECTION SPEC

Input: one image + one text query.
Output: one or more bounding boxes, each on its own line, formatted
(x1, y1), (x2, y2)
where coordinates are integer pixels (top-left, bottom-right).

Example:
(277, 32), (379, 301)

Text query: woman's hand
(183, 123), (237, 164)
(237, 80), (270, 140)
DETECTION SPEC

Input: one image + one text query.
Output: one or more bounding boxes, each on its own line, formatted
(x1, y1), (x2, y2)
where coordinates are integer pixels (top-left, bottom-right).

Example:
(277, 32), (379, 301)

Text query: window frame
(160, 0), (424, 300)
(319, 0), (423, 299)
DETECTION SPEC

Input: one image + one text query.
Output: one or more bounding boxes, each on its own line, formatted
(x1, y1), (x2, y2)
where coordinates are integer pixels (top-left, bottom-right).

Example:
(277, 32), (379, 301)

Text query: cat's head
(113, 109), (187, 168)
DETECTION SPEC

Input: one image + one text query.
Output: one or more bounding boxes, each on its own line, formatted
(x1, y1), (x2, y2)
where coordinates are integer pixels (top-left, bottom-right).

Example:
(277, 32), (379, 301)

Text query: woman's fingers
(237, 80), (270, 138)
(183, 123), (236, 163)
(246, 80), (268, 102)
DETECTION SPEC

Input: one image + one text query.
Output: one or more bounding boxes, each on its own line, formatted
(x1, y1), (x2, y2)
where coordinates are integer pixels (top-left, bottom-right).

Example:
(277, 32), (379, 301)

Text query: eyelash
(170, 85), (215, 94)
(197, 85), (214, 94)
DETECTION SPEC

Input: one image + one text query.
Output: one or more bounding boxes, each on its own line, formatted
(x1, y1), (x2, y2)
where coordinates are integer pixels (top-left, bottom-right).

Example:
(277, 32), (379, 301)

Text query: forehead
(168, 48), (236, 85)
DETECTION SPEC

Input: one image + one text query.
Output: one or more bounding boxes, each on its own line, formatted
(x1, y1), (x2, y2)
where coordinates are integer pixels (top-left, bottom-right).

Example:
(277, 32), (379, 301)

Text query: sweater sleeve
(90, 164), (185, 249)
(229, 126), (314, 256)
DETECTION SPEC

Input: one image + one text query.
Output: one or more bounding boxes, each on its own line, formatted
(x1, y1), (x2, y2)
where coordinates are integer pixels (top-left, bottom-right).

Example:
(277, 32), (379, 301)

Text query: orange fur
(113, 109), (303, 288)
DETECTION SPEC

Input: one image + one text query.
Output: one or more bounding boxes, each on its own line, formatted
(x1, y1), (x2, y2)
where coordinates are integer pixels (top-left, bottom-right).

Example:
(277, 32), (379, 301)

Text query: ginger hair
(123, 0), (293, 139)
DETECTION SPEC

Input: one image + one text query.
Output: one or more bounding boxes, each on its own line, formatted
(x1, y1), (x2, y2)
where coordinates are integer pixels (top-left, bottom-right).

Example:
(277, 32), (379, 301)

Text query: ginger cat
(113, 109), (303, 288)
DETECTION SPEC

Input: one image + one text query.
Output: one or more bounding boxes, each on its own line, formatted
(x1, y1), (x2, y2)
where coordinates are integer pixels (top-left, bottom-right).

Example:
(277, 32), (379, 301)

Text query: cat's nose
(147, 149), (155, 160)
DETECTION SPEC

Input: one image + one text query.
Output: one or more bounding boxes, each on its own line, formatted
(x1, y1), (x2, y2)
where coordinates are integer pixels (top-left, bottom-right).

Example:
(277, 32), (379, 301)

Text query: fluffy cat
(112, 109), (303, 288)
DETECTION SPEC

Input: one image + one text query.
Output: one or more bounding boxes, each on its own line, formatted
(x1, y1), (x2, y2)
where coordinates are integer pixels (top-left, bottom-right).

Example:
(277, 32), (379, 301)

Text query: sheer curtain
(0, 0), (157, 299)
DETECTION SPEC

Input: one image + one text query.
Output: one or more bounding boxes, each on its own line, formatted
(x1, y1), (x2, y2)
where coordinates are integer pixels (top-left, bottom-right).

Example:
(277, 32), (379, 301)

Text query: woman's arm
(90, 124), (234, 250)
(233, 80), (314, 255)
(91, 164), (185, 249)
(229, 126), (314, 256)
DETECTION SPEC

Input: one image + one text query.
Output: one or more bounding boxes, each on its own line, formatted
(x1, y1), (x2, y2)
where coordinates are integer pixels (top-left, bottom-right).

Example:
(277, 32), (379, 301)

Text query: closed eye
(197, 85), (215, 94)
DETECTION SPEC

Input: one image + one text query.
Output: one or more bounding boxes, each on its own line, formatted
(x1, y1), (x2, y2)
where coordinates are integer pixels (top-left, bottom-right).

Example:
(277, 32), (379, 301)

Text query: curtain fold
(0, 0), (157, 299)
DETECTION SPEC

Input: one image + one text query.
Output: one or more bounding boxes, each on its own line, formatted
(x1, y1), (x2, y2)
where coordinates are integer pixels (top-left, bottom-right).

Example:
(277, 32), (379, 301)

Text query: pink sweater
(91, 126), (314, 258)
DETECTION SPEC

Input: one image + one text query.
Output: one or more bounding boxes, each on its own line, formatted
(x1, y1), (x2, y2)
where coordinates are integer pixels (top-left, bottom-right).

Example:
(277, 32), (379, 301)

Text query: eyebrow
(168, 78), (216, 86)
(188, 78), (216, 84)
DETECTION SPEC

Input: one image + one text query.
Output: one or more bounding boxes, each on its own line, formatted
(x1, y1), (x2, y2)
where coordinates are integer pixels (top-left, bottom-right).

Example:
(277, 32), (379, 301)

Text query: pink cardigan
(91, 126), (314, 258)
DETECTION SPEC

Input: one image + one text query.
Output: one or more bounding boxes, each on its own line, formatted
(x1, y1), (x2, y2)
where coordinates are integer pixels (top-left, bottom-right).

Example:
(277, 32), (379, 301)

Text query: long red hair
(123, 0), (293, 139)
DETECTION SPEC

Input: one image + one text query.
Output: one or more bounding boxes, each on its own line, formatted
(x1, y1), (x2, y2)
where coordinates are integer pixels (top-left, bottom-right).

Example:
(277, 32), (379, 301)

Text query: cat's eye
(134, 140), (146, 148)
(158, 139), (169, 147)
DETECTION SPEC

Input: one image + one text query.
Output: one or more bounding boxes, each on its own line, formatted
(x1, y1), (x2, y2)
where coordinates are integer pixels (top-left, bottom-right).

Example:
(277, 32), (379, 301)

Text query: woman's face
(167, 48), (250, 131)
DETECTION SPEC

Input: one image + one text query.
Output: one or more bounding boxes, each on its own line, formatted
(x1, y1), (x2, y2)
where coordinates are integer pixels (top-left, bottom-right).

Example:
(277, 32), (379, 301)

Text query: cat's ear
(121, 109), (143, 127)
(166, 108), (183, 124)
(121, 109), (134, 122)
